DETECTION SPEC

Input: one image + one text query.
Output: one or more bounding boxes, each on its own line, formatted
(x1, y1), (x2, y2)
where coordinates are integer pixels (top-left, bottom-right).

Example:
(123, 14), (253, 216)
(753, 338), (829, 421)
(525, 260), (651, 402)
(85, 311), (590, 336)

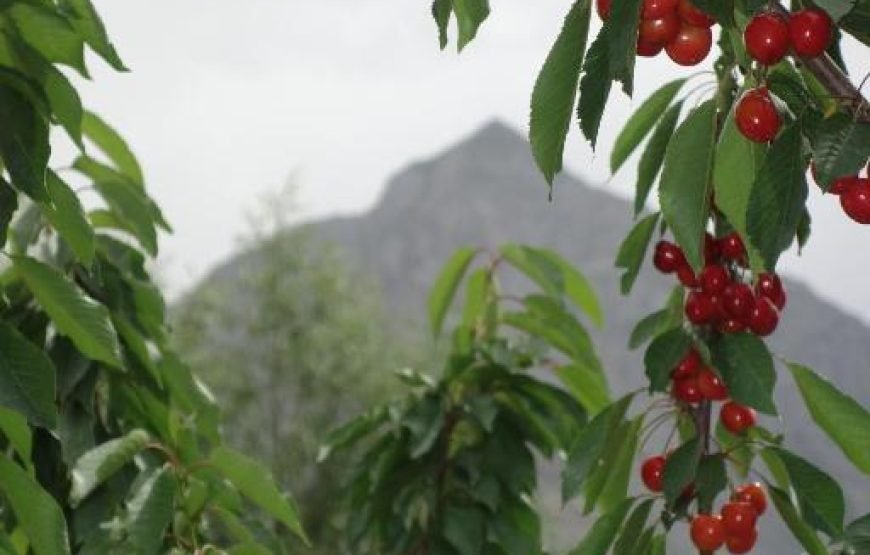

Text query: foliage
(0, 2), (305, 553)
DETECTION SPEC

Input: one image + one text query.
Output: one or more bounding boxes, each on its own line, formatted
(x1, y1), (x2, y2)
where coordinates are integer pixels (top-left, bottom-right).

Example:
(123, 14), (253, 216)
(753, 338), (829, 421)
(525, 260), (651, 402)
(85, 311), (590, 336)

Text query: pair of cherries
(691, 484), (767, 553)
(826, 172), (870, 225)
(653, 234), (787, 337)
(597, 0), (716, 66)
(744, 8), (833, 66)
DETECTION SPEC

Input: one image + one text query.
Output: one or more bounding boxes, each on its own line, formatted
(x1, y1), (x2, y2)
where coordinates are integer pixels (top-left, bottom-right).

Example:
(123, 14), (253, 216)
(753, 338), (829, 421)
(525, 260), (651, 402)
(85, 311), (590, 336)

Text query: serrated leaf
(81, 112), (144, 186)
(611, 79), (685, 173)
(13, 256), (122, 368)
(428, 247), (477, 336)
(746, 125), (808, 270)
(772, 448), (845, 536)
(577, 28), (613, 148)
(659, 100), (717, 271)
(210, 446), (309, 544)
(812, 112), (870, 191)
(635, 102), (682, 215)
(615, 212), (659, 294)
(711, 332), (777, 415)
(70, 429), (150, 505)
(787, 362), (870, 474)
(663, 436), (701, 504)
(604, 0), (642, 95)
(59, 0), (127, 70)
(0, 320), (57, 428)
(122, 467), (176, 555)
(569, 498), (635, 555)
(0, 84), (50, 202)
(7, 3), (86, 74)
(529, 0), (592, 184)
(0, 178), (17, 249)
(769, 485), (828, 555)
(0, 456), (71, 555)
(43, 170), (95, 265)
(644, 327), (692, 392)
(452, 0), (490, 51)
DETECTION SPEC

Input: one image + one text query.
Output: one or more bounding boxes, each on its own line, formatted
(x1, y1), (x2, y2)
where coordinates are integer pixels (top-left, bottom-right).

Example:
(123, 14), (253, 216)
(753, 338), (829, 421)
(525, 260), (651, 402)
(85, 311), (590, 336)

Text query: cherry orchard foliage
(0, 2), (306, 553)
(430, 1), (869, 554)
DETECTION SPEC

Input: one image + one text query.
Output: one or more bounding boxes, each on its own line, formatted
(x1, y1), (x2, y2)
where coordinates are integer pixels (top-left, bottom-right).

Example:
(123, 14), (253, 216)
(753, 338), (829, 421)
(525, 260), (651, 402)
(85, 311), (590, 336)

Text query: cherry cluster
(690, 484), (768, 553)
(734, 8), (834, 144)
(816, 165), (870, 225)
(653, 233), (787, 336)
(597, 0), (717, 65)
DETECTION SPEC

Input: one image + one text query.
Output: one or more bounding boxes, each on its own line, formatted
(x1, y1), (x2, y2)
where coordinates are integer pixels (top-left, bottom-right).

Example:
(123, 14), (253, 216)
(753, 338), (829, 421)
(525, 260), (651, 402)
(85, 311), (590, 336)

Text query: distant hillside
(198, 121), (869, 554)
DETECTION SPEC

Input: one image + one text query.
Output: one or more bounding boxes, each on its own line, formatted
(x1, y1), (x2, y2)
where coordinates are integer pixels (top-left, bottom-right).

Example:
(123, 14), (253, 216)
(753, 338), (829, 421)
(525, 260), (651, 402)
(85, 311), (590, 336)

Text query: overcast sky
(66, 1), (869, 323)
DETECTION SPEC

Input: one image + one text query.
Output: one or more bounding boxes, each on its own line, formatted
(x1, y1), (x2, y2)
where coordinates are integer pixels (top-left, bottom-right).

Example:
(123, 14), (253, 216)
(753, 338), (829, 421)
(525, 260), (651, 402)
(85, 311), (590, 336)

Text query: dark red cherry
(700, 265), (729, 294)
(744, 12), (791, 65)
(721, 401), (757, 433)
(677, 265), (699, 288)
(685, 291), (716, 325)
(642, 0), (679, 19)
(637, 38), (664, 56)
(677, 0), (715, 27)
(673, 376), (703, 404)
(717, 317), (747, 334)
(756, 272), (786, 310)
(640, 12), (682, 45)
(840, 178), (870, 224)
(789, 8), (833, 58)
(735, 87), (782, 143)
(665, 23), (713, 66)
(748, 296), (779, 336)
(718, 232), (746, 261)
(641, 455), (667, 492)
(654, 241), (685, 273)
(830, 175), (860, 195)
(723, 283), (755, 319)
(673, 349), (701, 379)
(596, 0), (612, 20)
(697, 368), (729, 401)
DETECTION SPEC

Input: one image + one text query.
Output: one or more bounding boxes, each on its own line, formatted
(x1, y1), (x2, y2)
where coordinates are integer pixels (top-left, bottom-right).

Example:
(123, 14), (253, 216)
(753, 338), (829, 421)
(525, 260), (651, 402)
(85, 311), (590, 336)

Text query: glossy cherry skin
(685, 291), (716, 325)
(673, 349), (701, 379)
(789, 8), (833, 57)
(596, 0), (611, 20)
(691, 514), (726, 551)
(721, 401), (757, 434)
(637, 38), (664, 56)
(654, 241), (685, 273)
(723, 283), (755, 319)
(756, 272), (786, 310)
(830, 175), (860, 195)
(643, 0), (679, 19)
(721, 501), (758, 537)
(840, 178), (870, 224)
(677, 265), (699, 288)
(666, 23), (713, 66)
(733, 483), (768, 515)
(748, 296), (779, 336)
(735, 88), (781, 143)
(673, 376), (703, 404)
(744, 12), (791, 65)
(726, 527), (758, 554)
(641, 455), (667, 492)
(640, 12), (682, 45)
(700, 265), (729, 294)
(678, 0), (715, 27)
(717, 317), (747, 334)
(697, 368), (729, 401)
(718, 232), (746, 261)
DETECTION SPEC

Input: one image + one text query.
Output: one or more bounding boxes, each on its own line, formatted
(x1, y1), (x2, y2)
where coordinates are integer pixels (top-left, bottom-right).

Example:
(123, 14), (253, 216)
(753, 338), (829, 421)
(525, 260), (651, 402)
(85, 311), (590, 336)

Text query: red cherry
(721, 501), (758, 537)
(721, 401), (757, 434)
(596, 0), (611, 20)
(643, 0), (679, 19)
(830, 175), (860, 195)
(677, 265), (699, 288)
(726, 528), (758, 554)
(748, 296), (779, 336)
(654, 241), (685, 273)
(677, 0), (715, 27)
(673, 376), (703, 404)
(723, 283), (755, 319)
(704, 232), (719, 264)
(691, 514), (726, 551)
(756, 272), (786, 310)
(744, 12), (791, 65)
(673, 349), (701, 379)
(637, 38), (664, 56)
(733, 483), (767, 515)
(789, 8), (833, 57)
(717, 317), (747, 334)
(665, 23), (713, 66)
(840, 178), (870, 224)
(700, 265), (729, 294)
(640, 13), (682, 45)
(685, 291), (715, 325)
(718, 232), (746, 261)
(735, 88), (781, 143)
(697, 368), (729, 401)
(641, 455), (667, 492)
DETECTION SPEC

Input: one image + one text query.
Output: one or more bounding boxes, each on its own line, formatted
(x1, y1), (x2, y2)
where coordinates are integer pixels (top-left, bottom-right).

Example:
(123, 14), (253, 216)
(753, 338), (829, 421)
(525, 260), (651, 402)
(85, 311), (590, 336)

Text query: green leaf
(122, 467), (176, 555)
(529, 0), (592, 184)
(597, 416), (642, 512)
(318, 405), (388, 462)
(569, 498), (635, 555)
(695, 454), (728, 509)
(841, 0), (870, 46)
(210, 446), (309, 544)
(0, 407), (32, 461)
(811, 112), (870, 191)
(93, 180), (158, 255)
(81, 112), (144, 186)
(814, 0), (857, 22)
(0, 179), (17, 248)
(658, 100), (717, 271)
(663, 436), (701, 504)
(689, 0), (734, 26)
(612, 499), (654, 555)
(428, 247), (477, 337)
(59, 0), (127, 70)
(603, 0), (642, 95)
(452, 0), (490, 51)
(577, 28), (613, 148)
(43, 170), (95, 265)
(7, 3), (86, 74)
(404, 394), (445, 458)
(39, 60), (84, 147)
(0, 84), (50, 202)
(629, 290), (683, 349)
(787, 362), (870, 474)
(644, 327), (692, 392)
(431, 0), (452, 49)
(768, 485), (828, 555)
(69, 429), (150, 506)
(635, 101), (682, 215)
(0, 456), (71, 555)
(711, 333), (777, 415)
(460, 268), (490, 329)
(0, 320), (57, 428)
(746, 125), (809, 270)
(487, 498), (542, 555)
(611, 79), (685, 173)
(842, 513), (870, 554)
(554, 362), (610, 415)
(443, 505), (485, 555)
(615, 212), (659, 294)
(772, 448), (845, 536)
(13, 256), (122, 368)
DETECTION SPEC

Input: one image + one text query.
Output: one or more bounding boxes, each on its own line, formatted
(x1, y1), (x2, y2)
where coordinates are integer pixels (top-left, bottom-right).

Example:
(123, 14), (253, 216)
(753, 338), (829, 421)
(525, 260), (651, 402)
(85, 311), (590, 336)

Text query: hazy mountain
(199, 121), (869, 554)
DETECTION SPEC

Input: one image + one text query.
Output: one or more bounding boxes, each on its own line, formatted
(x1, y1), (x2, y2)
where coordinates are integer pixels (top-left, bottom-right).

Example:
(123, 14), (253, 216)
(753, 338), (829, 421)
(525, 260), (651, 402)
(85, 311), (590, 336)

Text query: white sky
(62, 1), (869, 322)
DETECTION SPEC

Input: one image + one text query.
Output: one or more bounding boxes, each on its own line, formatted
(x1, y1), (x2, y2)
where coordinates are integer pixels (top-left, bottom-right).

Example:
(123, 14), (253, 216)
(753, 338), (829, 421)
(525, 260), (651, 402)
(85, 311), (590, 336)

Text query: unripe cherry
(690, 514), (726, 551)
(721, 401), (757, 434)
(685, 291), (716, 325)
(642, 0), (679, 19)
(673, 376), (703, 404)
(733, 483), (767, 515)
(789, 8), (833, 57)
(744, 12), (791, 65)
(654, 241), (685, 273)
(673, 349), (701, 379)
(700, 265), (729, 294)
(665, 23), (713, 66)
(840, 178), (870, 224)
(697, 368), (729, 401)
(756, 272), (786, 310)
(748, 296), (779, 336)
(726, 527), (758, 554)
(723, 283), (755, 319)
(640, 13), (682, 46)
(735, 88), (782, 143)
(641, 455), (667, 492)
(721, 501), (758, 537)
(677, 0), (715, 27)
